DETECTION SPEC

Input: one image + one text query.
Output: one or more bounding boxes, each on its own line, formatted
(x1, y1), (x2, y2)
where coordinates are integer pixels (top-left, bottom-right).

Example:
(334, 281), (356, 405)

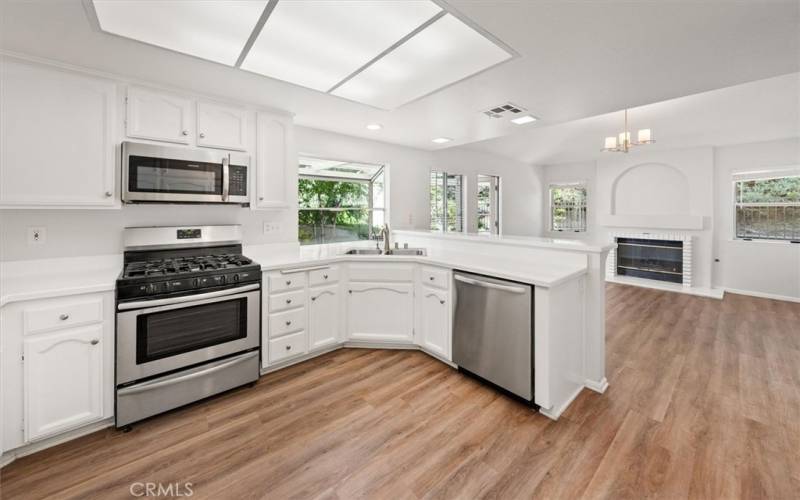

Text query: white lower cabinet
(419, 286), (451, 360)
(308, 285), (340, 350)
(346, 283), (414, 342)
(24, 325), (104, 441)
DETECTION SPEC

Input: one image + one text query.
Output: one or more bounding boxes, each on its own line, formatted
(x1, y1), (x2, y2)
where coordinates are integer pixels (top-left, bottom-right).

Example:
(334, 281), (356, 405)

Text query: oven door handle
(221, 156), (230, 202)
(117, 351), (258, 396)
(117, 283), (260, 311)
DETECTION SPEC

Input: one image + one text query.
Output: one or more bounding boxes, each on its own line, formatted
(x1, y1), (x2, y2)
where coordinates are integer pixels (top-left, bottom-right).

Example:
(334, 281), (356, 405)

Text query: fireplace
(615, 237), (684, 284)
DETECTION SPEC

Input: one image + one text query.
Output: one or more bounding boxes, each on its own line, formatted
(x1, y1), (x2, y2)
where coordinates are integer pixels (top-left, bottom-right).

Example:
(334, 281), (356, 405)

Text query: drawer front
(269, 289), (306, 313)
(269, 307), (307, 338)
(24, 297), (104, 334)
(309, 266), (339, 286)
(269, 272), (307, 293)
(348, 263), (414, 282)
(269, 331), (307, 363)
(421, 266), (450, 290)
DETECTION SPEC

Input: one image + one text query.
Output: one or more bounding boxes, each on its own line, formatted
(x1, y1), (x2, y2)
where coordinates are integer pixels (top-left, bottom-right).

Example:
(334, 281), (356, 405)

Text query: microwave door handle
(222, 156), (230, 202)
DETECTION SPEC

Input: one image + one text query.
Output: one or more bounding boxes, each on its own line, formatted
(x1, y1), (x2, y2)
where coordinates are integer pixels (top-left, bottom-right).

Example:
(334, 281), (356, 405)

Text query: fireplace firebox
(616, 237), (683, 284)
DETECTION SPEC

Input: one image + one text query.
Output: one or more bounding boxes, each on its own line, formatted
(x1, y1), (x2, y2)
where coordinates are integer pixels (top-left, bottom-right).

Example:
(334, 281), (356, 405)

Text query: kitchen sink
(385, 248), (427, 256)
(345, 248), (383, 255)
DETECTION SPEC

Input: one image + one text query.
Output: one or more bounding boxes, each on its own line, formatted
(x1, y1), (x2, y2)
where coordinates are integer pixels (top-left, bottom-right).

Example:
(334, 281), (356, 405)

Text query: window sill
(728, 238), (800, 245)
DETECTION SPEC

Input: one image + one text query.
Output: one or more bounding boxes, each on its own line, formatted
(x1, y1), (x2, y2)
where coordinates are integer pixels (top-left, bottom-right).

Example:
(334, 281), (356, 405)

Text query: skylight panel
(332, 14), (512, 109)
(299, 156), (383, 180)
(241, 0), (442, 92)
(92, 0), (268, 66)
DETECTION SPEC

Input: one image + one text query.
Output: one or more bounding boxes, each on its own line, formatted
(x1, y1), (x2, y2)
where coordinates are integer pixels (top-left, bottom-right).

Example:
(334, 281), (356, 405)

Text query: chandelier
(602, 109), (655, 153)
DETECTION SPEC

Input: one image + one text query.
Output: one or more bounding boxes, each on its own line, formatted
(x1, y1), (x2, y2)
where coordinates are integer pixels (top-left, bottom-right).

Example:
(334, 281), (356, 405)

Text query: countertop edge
(393, 230), (616, 254)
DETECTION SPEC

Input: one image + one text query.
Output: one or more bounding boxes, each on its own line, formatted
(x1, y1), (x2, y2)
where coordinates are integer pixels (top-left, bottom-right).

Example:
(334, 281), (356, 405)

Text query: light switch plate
(28, 226), (46, 245)
(263, 222), (281, 234)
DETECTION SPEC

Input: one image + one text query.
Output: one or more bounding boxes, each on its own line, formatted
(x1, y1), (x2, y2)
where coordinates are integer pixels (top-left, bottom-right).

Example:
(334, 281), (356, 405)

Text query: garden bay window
(430, 171), (464, 232)
(298, 156), (385, 245)
(734, 173), (800, 242)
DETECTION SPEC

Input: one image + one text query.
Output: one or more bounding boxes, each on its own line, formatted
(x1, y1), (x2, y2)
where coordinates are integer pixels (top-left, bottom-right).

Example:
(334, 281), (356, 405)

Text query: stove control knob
(232, 274), (240, 283)
(147, 283), (159, 294)
(163, 281), (172, 292)
(193, 278), (201, 288)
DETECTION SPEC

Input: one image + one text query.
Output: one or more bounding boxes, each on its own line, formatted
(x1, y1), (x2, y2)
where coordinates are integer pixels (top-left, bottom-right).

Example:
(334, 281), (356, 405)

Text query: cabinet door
(347, 283), (413, 342)
(0, 59), (117, 207)
(309, 285), (340, 350)
(420, 287), (451, 360)
(197, 101), (248, 151)
(126, 86), (192, 144)
(255, 111), (294, 209)
(24, 325), (103, 441)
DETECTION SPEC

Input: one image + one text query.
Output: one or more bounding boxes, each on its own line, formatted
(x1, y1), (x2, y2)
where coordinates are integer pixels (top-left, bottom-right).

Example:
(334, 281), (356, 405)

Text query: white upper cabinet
(309, 284), (340, 350)
(419, 287), (451, 360)
(126, 86), (192, 144)
(197, 101), (247, 151)
(0, 59), (117, 208)
(255, 111), (294, 209)
(23, 325), (104, 441)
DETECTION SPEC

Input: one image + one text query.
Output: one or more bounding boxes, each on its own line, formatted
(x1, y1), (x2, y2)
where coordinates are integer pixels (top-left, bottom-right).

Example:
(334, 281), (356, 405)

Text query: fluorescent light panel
(91, 0), (268, 66)
(511, 115), (538, 125)
(432, 137), (452, 144)
(332, 14), (512, 109)
(241, 0), (442, 92)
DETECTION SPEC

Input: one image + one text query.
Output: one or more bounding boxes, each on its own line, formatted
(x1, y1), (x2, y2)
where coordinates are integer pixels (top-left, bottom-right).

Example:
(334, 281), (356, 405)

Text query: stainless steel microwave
(122, 141), (250, 205)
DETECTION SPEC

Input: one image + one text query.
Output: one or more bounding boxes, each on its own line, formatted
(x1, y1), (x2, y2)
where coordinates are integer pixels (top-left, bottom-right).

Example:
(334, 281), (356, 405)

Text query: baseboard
(585, 377), (609, 394)
(606, 275), (724, 299)
(539, 384), (584, 421)
(1, 418), (113, 469)
(723, 287), (800, 304)
(260, 344), (342, 374)
(343, 340), (418, 350)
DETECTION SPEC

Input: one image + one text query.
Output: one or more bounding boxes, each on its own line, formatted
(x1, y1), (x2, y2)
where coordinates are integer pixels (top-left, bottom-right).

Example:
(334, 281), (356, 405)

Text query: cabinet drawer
(269, 331), (307, 363)
(269, 272), (307, 293)
(24, 297), (103, 335)
(269, 289), (306, 313)
(421, 267), (450, 290)
(269, 307), (306, 338)
(348, 263), (414, 282)
(309, 266), (339, 286)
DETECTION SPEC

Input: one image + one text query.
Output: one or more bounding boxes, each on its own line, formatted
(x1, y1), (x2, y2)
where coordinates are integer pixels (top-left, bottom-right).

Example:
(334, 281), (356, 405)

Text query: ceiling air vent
(483, 102), (525, 118)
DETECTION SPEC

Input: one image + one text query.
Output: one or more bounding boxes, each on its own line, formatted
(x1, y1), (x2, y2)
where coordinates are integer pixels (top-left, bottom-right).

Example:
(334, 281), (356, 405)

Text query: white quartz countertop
(394, 230), (615, 254)
(0, 240), (589, 308)
(244, 243), (587, 288)
(0, 255), (122, 307)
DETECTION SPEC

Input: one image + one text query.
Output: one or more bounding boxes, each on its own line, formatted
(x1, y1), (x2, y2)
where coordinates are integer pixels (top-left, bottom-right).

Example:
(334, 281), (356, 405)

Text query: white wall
(714, 138), (800, 300)
(430, 148), (544, 236)
(539, 138), (800, 299)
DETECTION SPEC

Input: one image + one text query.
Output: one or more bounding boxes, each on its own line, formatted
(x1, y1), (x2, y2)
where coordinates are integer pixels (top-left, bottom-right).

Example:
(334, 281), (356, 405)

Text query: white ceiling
(1, 0), (798, 152)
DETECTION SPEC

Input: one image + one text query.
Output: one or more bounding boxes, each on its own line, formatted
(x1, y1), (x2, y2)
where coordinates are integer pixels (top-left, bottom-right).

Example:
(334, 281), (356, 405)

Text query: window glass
(430, 170), (464, 232)
(735, 175), (800, 241)
(550, 184), (587, 232)
(477, 174), (500, 234)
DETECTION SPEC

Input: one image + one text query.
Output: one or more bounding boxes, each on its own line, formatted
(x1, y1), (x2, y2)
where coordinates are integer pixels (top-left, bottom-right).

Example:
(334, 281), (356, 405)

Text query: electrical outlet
(263, 222), (281, 234)
(407, 212), (414, 225)
(28, 226), (46, 245)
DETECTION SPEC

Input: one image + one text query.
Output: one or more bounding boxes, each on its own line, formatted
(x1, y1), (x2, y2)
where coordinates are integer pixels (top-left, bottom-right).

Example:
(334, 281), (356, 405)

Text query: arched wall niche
(611, 162), (691, 216)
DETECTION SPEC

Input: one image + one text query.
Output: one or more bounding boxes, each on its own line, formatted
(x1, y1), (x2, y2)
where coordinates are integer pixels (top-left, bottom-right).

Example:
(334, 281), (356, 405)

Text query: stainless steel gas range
(115, 225), (261, 429)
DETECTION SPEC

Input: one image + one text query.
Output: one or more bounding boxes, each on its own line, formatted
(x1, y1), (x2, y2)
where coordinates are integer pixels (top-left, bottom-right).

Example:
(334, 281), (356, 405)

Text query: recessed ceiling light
(366, 123), (383, 131)
(432, 137), (453, 144)
(511, 115), (538, 125)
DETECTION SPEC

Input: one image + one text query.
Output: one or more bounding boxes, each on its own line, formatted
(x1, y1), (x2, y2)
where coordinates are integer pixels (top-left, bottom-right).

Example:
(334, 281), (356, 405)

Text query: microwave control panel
(229, 165), (248, 196)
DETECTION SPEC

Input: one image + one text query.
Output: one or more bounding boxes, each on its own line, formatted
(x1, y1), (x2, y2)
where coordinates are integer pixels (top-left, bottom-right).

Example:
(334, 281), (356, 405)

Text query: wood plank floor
(2, 284), (799, 499)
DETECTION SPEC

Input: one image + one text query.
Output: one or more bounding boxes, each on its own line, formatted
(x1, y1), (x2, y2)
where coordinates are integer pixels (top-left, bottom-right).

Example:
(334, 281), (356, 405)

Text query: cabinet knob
(285, 320), (292, 326)
(90, 339), (99, 345)
(59, 313), (70, 320)
(323, 274), (328, 279)
(440, 300), (445, 305)
(199, 132), (206, 138)
(429, 276), (435, 281)
(285, 345), (292, 351)
(348, 290), (353, 294)
(286, 299), (292, 304)
(286, 280), (291, 285)
(105, 191), (113, 197)
(311, 296), (317, 301)
(181, 130), (189, 136)
(259, 197), (265, 201)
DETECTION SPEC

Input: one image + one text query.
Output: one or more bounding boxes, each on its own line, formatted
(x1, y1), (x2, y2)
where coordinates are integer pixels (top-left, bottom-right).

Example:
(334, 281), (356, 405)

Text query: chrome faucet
(378, 223), (391, 254)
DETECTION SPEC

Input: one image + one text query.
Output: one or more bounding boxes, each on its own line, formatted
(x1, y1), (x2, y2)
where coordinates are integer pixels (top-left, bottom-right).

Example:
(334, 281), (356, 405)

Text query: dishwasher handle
(454, 274), (528, 294)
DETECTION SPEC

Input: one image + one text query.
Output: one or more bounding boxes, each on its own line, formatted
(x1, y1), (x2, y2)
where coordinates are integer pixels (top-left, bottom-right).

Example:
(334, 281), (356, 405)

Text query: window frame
(430, 170), (466, 233)
(548, 181), (588, 233)
(477, 174), (501, 235)
(731, 169), (800, 243)
(298, 156), (387, 245)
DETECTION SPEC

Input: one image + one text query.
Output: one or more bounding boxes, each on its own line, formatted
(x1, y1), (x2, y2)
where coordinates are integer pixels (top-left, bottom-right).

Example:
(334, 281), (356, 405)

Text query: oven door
(116, 284), (260, 385)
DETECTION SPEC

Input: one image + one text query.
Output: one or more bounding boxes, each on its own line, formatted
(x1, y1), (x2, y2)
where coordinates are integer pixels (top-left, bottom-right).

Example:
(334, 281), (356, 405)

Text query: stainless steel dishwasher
(452, 271), (534, 403)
